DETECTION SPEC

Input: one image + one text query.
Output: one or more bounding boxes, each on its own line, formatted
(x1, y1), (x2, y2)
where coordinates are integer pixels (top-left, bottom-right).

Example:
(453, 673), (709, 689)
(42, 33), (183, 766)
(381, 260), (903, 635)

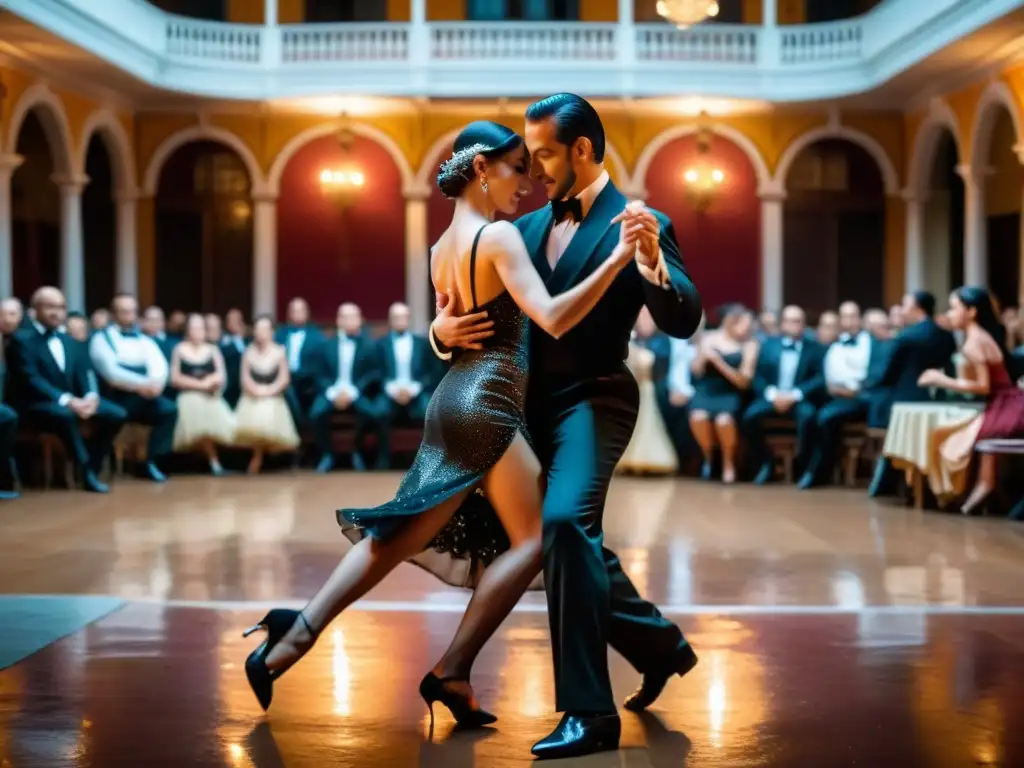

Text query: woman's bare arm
(269, 348), (292, 396)
(487, 219), (636, 339)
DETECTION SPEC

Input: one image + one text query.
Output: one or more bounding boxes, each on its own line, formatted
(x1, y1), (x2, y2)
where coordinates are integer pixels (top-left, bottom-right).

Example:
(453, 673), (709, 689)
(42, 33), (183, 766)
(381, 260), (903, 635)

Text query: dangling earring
(480, 177), (488, 193)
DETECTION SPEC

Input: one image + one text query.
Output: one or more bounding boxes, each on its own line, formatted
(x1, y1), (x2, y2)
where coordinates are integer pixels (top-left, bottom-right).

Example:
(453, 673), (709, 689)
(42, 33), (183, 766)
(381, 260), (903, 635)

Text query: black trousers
(805, 395), (868, 481)
(309, 392), (381, 459)
(375, 392), (429, 467)
(529, 373), (685, 713)
(23, 398), (127, 473)
(110, 392), (177, 459)
(741, 398), (818, 473)
(0, 403), (17, 487)
(653, 385), (697, 463)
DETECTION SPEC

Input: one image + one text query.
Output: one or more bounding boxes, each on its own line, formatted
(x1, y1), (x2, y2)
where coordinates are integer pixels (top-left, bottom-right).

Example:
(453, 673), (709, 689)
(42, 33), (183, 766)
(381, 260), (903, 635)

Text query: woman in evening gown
(169, 313), (236, 475)
(233, 316), (301, 474)
(241, 121), (647, 721)
(918, 286), (1024, 514)
(618, 330), (678, 475)
(688, 304), (758, 483)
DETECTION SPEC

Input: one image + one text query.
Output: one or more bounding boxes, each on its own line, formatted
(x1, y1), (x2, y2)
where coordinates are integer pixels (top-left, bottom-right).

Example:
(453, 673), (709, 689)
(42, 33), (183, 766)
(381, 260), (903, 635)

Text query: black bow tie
(840, 335), (857, 346)
(120, 328), (139, 338)
(552, 198), (583, 224)
(41, 328), (56, 339)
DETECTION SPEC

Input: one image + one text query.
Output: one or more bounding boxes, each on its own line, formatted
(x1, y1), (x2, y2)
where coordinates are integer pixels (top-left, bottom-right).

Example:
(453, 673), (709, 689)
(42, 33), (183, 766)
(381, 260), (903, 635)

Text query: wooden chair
(15, 419), (100, 489)
(113, 424), (151, 476)
(975, 439), (1024, 520)
(838, 422), (868, 487)
(761, 417), (798, 482)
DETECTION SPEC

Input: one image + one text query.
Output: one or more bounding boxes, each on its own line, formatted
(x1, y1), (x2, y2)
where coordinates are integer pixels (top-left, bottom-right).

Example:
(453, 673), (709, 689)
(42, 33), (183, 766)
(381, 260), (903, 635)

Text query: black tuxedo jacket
(514, 180), (702, 379)
(315, 332), (382, 397)
(274, 324), (324, 374)
(6, 326), (96, 407)
(753, 336), (827, 404)
(376, 332), (441, 393)
(868, 319), (956, 402)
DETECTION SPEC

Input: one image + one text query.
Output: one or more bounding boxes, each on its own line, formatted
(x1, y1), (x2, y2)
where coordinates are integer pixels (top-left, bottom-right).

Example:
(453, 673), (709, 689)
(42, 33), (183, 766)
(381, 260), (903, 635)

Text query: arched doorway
(921, 131), (963, 301)
(11, 110), (61, 301)
(640, 130), (761, 312)
(154, 141), (254, 315)
(82, 135), (117, 312)
(980, 108), (1021, 309)
(782, 139), (885, 317)
(275, 132), (406, 324)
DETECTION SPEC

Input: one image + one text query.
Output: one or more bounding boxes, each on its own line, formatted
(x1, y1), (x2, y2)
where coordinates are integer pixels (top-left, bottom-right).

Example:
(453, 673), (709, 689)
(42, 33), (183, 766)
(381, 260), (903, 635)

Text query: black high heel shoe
(419, 672), (497, 729)
(242, 609), (314, 711)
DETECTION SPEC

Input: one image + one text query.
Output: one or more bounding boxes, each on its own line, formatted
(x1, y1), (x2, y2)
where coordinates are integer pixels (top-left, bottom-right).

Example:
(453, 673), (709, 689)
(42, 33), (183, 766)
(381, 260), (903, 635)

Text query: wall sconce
(319, 123), (365, 208)
(683, 165), (724, 211)
(683, 114), (723, 212)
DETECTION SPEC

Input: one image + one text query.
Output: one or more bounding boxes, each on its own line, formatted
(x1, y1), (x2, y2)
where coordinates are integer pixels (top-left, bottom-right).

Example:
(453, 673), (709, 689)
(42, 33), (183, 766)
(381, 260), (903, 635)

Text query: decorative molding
(632, 122), (771, 190)
(3, 80), (74, 176)
(77, 107), (137, 195)
(403, 183), (432, 201)
(772, 124), (899, 195)
(969, 78), (1023, 167)
(142, 124), (267, 196)
(907, 97), (962, 195)
(266, 120), (414, 196)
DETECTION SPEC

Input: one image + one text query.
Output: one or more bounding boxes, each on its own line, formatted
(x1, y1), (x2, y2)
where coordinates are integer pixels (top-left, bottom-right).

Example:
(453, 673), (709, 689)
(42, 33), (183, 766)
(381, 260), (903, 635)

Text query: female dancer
(242, 121), (647, 722)
(919, 286), (1024, 513)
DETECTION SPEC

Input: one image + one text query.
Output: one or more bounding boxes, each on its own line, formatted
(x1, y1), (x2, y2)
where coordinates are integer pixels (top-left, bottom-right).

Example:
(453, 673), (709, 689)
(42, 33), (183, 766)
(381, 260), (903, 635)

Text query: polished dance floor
(2, 473), (1024, 766)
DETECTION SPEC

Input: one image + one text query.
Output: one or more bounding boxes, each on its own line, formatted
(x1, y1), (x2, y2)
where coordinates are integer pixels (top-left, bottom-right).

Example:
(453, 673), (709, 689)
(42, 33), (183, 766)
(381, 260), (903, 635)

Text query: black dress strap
(468, 224), (489, 312)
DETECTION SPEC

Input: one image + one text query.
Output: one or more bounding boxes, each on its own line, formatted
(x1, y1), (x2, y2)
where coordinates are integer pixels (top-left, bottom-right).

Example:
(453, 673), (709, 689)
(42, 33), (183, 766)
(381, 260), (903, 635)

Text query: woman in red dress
(918, 286), (1024, 514)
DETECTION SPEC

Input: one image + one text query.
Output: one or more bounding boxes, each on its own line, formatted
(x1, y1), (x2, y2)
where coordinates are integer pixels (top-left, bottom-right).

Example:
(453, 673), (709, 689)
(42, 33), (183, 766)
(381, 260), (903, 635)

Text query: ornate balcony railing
(7, 0), (1023, 100)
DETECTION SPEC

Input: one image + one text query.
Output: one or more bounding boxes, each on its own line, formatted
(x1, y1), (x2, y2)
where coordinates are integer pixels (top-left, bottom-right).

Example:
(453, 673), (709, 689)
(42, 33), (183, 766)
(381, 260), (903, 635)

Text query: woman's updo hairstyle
(436, 120), (523, 199)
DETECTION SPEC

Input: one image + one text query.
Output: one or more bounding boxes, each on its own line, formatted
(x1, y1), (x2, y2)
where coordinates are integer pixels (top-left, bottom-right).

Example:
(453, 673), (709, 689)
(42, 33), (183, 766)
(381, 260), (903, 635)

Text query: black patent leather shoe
(623, 642), (698, 712)
(752, 463), (773, 486)
(531, 712), (620, 760)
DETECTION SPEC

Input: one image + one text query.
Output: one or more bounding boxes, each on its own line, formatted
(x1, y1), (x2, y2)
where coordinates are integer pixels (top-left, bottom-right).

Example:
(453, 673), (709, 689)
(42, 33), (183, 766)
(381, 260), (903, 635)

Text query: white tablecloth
(883, 402), (983, 471)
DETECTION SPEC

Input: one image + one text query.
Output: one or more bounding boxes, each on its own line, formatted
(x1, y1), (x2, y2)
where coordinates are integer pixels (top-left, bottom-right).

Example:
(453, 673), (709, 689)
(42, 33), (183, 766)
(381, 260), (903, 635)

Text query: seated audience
(65, 311), (89, 343)
(866, 291), (957, 496)
(234, 315), (300, 474)
(921, 287), (1024, 514)
(799, 301), (888, 489)
(89, 293), (177, 482)
(275, 297), (324, 423)
(619, 310), (678, 474)
(220, 308), (248, 408)
(741, 305), (825, 485)
(889, 304), (905, 336)
(170, 313), (236, 475)
(311, 302), (382, 473)
(816, 310), (840, 345)
(0, 369), (18, 499)
(373, 302), (440, 470)
(756, 309), (778, 340)
(654, 327), (700, 466)
(89, 307), (111, 334)
(1, 297), (24, 336)
(142, 306), (175, 360)
(7, 287), (126, 493)
(689, 304), (758, 483)
(166, 310), (186, 340)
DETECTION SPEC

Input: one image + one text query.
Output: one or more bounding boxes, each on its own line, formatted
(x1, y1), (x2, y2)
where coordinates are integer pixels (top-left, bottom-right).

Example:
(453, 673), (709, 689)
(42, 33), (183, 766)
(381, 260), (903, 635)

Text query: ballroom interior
(3, 0), (1024, 766)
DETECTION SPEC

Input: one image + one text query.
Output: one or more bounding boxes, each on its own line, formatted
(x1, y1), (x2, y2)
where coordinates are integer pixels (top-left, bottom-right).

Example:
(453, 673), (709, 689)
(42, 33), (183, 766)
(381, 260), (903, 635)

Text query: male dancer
(431, 94), (703, 760)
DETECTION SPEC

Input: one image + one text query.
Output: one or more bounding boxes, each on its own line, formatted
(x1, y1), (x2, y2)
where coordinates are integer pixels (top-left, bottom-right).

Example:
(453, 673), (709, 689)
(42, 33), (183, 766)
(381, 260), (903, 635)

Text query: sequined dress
(338, 225), (530, 588)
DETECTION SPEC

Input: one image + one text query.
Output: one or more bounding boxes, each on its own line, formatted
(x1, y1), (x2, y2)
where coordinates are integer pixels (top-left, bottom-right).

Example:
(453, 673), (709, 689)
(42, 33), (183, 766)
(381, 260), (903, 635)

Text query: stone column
(252, 192), (278, 318)
(263, 0), (280, 67)
(761, 0), (780, 66)
(618, 0), (635, 68)
(759, 185), (785, 311)
(404, 184), (431, 334)
(902, 188), (925, 293)
(957, 163), (986, 287)
(115, 191), (138, 295)
(0, 154), (24, 299)
(53, 173), (89, 312)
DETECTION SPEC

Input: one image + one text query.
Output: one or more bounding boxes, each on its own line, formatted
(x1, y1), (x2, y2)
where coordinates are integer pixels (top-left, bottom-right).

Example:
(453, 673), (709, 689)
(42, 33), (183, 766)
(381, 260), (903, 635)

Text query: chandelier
(656, 0), (719, 29)
(319, 121), (365, 208)
(683, 116), (724, 211)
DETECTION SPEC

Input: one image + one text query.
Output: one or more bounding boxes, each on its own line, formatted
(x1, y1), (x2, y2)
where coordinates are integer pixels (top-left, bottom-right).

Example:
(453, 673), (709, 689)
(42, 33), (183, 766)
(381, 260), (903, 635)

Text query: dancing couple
(242, 93), (703, 760)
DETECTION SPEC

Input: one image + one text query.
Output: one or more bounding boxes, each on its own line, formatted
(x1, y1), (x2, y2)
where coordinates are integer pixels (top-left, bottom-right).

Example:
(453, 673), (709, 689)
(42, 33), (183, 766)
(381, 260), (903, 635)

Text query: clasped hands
(67, 394), (99, 419)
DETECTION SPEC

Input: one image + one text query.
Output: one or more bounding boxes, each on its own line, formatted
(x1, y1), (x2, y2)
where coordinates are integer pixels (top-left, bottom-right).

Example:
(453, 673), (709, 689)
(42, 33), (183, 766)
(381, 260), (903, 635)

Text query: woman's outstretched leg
(430, 432), (544, 699)
(263, 490), (472, 673)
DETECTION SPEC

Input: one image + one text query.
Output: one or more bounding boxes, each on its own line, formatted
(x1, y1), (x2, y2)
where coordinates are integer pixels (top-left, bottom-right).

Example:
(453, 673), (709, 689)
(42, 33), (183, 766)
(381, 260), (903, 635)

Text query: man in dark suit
(431, 94), (703, 759)
(375, 302), (440, 470)
(866, 291), (957, 496)
(799, 301), (890, 488)
(275, 297), (324, 424)
(7, 287), (127, 493)
(141, 306), (175, 361)
(0, 329), (18, 498)
(310, 302), (382, 473)
(219, 308), (248, 407)
(741, 305), (826, 484)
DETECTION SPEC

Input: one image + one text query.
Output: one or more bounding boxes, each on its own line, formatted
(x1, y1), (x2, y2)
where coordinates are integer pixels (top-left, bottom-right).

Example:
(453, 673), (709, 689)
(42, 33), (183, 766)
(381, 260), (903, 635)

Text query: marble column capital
(51, 173), (91, 197)
(251, 191), (279, 204)
(403, 183), (432, 202)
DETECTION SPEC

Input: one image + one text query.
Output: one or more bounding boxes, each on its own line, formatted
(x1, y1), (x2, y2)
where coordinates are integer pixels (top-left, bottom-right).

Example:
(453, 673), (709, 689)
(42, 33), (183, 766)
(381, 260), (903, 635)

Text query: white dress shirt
(286, 329), (306, 372)
(429, 170), (670, 361)
(764, 338), (805, 403)
(325, 334), (360, 402)
(823, 331), (871, 392)
(668, 337), (695, 398)
(89, 325), (169, 391)
(385, 332), (422, 400)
